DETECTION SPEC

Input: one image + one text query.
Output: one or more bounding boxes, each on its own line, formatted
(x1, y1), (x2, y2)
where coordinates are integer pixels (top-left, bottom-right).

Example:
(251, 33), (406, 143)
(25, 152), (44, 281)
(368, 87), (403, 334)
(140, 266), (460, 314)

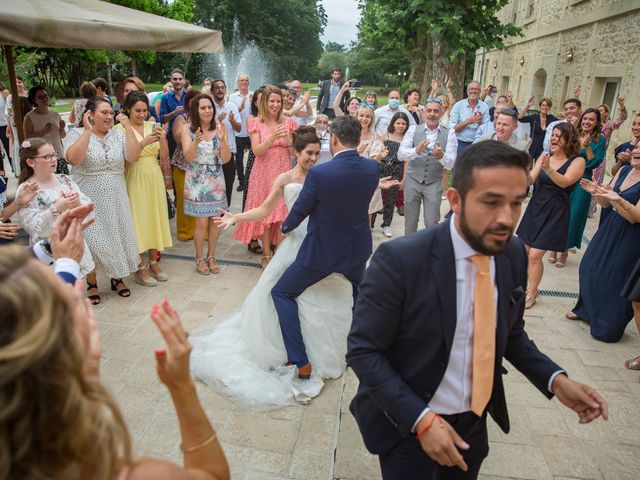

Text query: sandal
(624, 355), (640, 370)
(207, 256), (220, 274)
(149, 260), (168, 282)
(525, 294), (537, 309)
(555, 252), (568, 268)
(565, 311), (581, 321)
(86, 281), (101, 305)
(110, 278), (131, 298)
(248, 240), (263, 255)
(134, 265), (158, 287)
(547, 253), (557, 264)
(195, 257), (210, 275)
(261, 255), (271, 269)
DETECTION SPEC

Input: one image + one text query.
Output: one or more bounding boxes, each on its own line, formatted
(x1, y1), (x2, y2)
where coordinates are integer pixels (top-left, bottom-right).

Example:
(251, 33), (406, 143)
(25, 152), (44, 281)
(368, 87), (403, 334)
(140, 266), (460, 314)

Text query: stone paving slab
(84, 187), (640, 480)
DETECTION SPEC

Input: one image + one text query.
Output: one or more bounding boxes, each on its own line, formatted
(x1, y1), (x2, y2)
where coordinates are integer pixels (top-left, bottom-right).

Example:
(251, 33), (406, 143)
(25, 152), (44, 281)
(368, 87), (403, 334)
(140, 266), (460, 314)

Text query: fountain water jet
(201, 19), (272, 89)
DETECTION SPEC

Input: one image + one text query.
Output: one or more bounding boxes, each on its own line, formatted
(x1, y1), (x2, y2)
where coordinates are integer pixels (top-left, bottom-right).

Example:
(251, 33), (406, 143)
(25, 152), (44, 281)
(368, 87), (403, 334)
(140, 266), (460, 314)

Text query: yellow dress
(119, 122), (173, 253)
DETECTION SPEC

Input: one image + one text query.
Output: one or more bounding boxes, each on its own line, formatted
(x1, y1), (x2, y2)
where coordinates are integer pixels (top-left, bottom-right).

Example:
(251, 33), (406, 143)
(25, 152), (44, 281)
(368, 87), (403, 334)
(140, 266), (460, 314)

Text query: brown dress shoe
(297, 363), (312, 380)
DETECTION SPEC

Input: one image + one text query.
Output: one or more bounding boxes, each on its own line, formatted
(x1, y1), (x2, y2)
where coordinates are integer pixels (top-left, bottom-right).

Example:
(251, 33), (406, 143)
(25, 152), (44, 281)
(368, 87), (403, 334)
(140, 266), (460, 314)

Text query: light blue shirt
(449, 99), (490, 143)
(327, 83), (341, 107)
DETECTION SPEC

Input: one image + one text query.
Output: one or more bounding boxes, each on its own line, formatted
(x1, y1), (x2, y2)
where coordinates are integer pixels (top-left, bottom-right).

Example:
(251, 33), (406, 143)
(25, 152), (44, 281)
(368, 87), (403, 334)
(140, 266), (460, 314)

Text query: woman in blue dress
(551, 109), (606, 267)
(567, 144), (640, 342)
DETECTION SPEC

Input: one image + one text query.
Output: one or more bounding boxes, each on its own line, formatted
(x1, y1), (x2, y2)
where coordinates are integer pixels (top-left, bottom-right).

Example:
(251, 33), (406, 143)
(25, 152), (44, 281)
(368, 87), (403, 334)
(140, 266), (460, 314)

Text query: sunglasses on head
(425, 98), (442, 104)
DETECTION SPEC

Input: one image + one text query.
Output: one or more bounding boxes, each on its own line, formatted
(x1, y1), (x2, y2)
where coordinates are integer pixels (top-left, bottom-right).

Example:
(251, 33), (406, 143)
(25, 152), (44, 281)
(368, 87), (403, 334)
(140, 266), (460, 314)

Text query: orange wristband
(416, 413), (439, 440)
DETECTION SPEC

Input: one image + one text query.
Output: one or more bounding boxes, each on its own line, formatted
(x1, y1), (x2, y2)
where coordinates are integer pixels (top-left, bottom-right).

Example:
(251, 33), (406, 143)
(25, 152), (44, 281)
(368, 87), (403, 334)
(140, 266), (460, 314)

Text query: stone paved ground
(60, 178), (638, 479)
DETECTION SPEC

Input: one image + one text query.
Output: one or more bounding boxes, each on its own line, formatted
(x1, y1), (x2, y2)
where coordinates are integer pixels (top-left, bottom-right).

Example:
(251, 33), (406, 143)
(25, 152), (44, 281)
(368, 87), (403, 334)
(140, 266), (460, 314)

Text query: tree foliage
(189, 0), (327, 82)
(357, 0), (521, 96)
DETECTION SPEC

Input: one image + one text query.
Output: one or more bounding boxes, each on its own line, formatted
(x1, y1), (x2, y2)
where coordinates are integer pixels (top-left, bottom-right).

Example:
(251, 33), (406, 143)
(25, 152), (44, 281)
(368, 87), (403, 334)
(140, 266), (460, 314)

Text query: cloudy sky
(321, 0), (360, 47)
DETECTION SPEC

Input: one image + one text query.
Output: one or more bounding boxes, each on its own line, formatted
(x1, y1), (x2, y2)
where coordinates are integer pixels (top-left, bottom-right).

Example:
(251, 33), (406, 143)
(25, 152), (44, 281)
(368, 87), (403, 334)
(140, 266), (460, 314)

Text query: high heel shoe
(86, 281), (101, 305)
(207, 256), (220, 274)
(195, 257), (210, 275)
(524, 294), (537, 309)
(261, 255), (271, 269)
(110, 278), (131, 297)
(555, 252), (568, 268)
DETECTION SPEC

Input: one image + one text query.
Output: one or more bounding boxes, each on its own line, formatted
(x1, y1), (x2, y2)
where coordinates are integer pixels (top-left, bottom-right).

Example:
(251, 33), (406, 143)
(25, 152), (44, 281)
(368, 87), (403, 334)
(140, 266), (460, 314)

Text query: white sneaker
(383, 226), (393, 238)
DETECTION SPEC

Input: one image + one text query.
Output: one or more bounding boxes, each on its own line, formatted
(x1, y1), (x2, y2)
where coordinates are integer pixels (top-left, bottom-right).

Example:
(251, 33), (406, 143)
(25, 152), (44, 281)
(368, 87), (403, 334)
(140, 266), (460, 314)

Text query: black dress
(519, 113), (558, 160)
(516, 156), (578, 251)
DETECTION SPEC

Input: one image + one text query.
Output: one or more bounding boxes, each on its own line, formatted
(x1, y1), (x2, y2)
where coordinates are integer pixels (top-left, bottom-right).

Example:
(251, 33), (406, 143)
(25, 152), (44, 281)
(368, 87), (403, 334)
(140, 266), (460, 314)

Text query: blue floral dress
(183, 132), (228, 217)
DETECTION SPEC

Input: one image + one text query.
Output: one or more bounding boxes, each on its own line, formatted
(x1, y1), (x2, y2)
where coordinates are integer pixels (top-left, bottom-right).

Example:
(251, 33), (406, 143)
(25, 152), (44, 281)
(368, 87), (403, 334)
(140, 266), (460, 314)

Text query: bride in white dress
(190, 127), (353, 406)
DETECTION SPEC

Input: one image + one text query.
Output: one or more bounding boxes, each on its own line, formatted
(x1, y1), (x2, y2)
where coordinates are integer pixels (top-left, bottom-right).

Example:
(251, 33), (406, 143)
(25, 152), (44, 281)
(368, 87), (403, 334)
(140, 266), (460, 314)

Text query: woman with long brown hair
(550, 108), (606, 267)
(234, 85), (298, 268)
(0, 246), (229, 480)
(181, 93), (231, 275)
(516, 123), (585, 308)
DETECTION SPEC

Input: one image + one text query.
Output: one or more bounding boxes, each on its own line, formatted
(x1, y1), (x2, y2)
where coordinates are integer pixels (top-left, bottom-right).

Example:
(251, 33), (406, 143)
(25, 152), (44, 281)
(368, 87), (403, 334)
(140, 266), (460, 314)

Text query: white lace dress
(190, 183), (353, 407)
(17, 174), (95, 276)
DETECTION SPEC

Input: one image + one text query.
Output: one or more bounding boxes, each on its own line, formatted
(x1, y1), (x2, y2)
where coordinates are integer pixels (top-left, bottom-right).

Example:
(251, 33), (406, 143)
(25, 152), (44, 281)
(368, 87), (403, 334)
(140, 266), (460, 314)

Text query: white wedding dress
(190, 183), (354, 407)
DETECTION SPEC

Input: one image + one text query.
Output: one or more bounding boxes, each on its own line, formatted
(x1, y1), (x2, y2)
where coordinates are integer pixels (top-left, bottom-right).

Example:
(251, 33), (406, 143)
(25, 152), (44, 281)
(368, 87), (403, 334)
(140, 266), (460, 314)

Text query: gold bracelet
(181, 432), (217, 453)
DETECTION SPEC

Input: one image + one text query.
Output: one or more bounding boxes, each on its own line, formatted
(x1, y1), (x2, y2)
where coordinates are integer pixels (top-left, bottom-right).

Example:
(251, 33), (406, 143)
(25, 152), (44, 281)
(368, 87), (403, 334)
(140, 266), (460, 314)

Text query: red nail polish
(162, 299), (169, 308)
(155, 348), (165, 357)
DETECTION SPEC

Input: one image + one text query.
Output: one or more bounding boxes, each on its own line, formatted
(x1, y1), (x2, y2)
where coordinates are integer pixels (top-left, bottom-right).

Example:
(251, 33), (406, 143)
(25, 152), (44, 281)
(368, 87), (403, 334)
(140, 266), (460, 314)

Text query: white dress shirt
(374, 104), (416, 135)
(412, 216), (564, 430)
(398, 123), (458, 170)
(215, 101), (241, 154)
(228, 91), (252, 138)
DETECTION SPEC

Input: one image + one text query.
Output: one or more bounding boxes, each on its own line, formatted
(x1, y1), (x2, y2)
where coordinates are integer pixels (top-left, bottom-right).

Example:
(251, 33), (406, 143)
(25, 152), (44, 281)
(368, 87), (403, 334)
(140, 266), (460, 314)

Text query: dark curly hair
(551, 122), (581, 158)
(292, 126), (320, 152)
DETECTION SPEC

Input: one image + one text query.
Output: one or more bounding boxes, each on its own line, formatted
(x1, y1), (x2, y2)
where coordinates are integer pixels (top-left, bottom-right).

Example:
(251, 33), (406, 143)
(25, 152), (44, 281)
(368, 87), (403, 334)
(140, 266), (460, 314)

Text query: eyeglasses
(213, 85), (226, 90)
(425, 98), (442, 104)
(171, 77), (182, 81)
(32, 153), (59, 161)
(36, 94), (49, 100)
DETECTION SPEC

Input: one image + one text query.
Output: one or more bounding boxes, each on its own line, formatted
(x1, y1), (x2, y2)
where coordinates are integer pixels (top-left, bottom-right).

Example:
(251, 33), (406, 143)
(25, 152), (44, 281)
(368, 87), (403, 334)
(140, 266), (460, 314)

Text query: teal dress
(565, 136), (606, 249)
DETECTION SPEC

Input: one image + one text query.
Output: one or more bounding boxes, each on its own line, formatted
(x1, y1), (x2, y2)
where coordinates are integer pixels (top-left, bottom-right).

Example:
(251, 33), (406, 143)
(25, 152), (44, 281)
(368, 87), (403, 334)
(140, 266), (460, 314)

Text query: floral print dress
(183, 131), (228, 217)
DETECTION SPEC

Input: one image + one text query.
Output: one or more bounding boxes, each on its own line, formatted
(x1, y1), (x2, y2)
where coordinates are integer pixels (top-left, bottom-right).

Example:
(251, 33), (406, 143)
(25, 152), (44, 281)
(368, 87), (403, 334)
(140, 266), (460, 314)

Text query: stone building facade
(473, 0), (640, 154)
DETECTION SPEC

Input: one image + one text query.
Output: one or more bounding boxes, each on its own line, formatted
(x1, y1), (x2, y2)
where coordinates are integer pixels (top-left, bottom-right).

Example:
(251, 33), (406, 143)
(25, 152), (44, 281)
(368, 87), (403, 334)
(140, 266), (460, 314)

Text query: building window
(524, 0), (536, 24)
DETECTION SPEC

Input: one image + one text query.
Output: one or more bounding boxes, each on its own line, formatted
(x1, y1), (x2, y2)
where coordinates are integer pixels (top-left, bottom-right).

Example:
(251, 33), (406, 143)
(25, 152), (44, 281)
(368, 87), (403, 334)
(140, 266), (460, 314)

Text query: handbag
(166, 191), (176, 220)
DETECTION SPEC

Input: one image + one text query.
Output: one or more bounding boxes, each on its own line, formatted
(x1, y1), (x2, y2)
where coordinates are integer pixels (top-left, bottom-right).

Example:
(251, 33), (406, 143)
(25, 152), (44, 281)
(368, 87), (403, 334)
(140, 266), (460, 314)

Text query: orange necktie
(470, 254), (496, 416)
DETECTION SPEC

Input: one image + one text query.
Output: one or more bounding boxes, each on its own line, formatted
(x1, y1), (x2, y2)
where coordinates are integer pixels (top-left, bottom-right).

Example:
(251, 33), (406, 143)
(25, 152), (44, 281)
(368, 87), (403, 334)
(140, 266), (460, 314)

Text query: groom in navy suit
(271, 115), (380, 378)
(347, 141), (608, 479)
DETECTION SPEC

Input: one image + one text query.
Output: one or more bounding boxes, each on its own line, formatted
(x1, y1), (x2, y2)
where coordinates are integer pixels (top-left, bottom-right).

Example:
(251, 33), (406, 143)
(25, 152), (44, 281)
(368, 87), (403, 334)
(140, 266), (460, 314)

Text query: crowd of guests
(0, 68), (638, 402)
(0, 64), (638, 479)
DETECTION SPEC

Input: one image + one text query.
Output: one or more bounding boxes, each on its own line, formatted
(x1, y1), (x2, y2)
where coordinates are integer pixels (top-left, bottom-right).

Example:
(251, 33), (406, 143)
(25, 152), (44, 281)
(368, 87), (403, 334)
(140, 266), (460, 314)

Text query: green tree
(325, 42), (346, 53)
(192, 0), (327, 81)
(5, 0), (195, 96)
(357, 0), (521, 97)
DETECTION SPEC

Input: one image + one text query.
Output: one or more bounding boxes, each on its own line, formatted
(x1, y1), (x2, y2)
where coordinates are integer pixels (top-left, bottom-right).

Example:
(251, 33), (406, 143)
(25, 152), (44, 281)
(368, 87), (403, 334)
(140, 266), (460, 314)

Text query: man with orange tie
(347, 141), (608, 479)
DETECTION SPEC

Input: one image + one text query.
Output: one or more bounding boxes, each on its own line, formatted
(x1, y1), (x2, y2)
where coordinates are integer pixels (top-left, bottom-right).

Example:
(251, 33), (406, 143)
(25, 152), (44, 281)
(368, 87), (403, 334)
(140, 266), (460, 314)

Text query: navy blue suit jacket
(347, 220), (563, 454)
(282, 149), (379, 280)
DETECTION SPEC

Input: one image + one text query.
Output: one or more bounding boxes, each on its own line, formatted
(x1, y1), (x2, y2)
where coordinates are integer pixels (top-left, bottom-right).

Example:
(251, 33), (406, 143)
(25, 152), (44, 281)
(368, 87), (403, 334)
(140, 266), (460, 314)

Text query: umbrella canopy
(0, 0), (223, 53)
(0, 0), (224, 146)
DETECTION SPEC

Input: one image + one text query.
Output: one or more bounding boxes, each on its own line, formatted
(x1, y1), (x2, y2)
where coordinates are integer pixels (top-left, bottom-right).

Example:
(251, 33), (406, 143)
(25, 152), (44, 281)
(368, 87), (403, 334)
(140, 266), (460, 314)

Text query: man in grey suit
(316, 68), (349, 119)
(399, 98), (458, 234)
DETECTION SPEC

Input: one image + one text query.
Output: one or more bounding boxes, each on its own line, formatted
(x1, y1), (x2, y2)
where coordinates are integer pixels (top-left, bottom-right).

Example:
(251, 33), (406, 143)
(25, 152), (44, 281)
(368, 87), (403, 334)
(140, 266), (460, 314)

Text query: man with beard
(211, 79), (242, 204)
(347, 141), (608, 479)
